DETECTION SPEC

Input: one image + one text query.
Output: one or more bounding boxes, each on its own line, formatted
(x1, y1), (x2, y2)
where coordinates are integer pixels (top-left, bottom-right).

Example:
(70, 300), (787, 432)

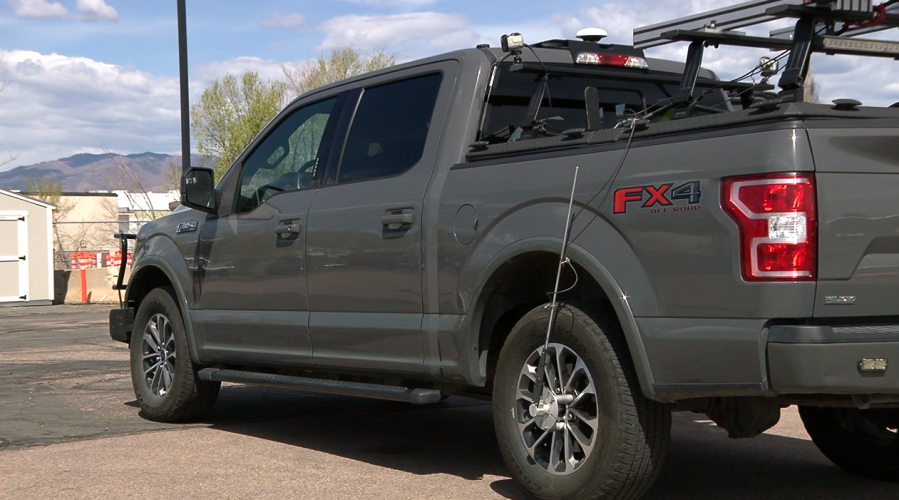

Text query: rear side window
(337, 73), (442, 184)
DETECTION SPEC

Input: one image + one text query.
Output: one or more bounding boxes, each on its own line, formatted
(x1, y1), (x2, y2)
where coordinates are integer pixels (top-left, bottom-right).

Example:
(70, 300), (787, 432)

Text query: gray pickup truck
(109, 3), (899, 499)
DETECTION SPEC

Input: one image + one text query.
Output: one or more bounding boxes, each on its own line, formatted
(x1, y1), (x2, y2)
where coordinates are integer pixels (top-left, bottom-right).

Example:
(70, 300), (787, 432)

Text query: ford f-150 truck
(109, 2), (899, 499)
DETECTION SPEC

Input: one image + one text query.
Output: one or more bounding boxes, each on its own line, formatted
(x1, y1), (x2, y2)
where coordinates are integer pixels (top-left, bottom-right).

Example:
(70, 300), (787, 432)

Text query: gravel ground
(0, 304), (895, 500)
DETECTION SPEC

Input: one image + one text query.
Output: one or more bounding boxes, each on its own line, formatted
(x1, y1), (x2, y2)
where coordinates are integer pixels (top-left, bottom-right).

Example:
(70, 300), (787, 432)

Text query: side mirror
(181, 167), (217, 214)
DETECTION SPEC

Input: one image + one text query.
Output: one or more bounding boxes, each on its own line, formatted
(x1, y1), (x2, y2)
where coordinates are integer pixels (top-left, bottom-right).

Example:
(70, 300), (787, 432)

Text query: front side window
(234, 98), (337, 213)
(337, 73), (442, 184)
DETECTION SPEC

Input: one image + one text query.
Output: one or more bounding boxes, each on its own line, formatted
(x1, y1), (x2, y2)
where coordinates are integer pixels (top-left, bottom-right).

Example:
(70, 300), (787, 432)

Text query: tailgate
(809, 122), (899, 318)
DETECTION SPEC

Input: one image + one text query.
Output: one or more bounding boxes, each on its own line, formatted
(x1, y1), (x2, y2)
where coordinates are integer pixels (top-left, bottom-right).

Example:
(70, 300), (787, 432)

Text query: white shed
(0, 189), (54, 306)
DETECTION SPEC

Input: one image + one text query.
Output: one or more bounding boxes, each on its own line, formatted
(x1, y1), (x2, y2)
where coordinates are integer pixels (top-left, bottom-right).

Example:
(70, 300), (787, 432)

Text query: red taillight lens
(721, 173), (817, 282)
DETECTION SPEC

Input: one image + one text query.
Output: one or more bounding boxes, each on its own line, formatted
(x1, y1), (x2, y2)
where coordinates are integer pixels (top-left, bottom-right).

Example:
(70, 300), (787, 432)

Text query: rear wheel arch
(468, 239), (658, 400)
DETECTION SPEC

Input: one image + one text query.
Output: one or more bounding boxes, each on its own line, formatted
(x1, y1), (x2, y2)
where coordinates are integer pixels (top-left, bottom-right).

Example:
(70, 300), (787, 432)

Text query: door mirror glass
(182, 167), (217, 214)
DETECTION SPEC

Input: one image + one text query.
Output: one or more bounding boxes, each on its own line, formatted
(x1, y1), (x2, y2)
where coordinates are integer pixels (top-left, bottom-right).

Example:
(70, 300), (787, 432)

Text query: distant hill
(0, 152), (206, 192)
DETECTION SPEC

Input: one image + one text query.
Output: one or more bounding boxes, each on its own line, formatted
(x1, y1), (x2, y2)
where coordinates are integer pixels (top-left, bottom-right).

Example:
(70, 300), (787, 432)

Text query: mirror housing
(181, 167), (217, 214)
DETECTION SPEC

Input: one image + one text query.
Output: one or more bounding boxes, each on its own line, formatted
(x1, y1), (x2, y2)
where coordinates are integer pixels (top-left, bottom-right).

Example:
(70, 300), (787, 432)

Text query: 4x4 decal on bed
(613, 181), (702, 214)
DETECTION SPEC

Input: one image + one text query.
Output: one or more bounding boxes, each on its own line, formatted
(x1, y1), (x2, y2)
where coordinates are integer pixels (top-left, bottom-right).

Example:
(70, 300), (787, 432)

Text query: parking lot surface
(0, 304), (896, 499)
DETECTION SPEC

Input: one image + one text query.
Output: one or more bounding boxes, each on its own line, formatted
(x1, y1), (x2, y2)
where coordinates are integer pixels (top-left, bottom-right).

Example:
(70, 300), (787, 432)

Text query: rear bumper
(767, 325), (899, 395)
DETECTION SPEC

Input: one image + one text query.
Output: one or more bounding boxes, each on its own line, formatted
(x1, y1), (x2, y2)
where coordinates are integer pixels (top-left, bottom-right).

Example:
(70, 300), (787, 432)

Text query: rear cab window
(479, 63), (732, 145)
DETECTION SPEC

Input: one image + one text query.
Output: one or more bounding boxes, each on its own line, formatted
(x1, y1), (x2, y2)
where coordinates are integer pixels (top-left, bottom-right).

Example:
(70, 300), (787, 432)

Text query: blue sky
(1, 0), (898, 172)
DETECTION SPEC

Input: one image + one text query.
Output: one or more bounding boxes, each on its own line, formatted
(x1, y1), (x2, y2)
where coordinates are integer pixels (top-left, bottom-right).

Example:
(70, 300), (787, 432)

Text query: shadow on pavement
(194, 387), (896, 500)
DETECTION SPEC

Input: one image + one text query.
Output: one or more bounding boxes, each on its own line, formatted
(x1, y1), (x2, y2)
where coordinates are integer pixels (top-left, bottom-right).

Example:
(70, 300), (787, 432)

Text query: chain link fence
(52, 220), (149, 270)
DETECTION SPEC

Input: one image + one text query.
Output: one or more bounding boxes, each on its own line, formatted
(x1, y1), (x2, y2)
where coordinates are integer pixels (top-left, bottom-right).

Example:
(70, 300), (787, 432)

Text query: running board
(197, 368), (443, 405)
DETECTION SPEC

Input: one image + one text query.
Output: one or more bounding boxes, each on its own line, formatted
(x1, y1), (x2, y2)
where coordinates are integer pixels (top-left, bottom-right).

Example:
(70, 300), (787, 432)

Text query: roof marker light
(576, 53), (649, 69)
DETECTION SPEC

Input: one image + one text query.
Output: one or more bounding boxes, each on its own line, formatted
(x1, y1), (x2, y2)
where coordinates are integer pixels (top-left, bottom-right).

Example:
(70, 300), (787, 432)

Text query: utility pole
(177, 0), (191, 177)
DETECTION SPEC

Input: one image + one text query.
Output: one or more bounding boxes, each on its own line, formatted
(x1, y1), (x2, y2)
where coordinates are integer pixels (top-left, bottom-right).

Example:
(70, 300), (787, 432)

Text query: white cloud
(259, 12), (306, 29)
(192, 56), (292, 86)
(0, 50), (181, 169)
(76, 0), (117, 21)
(6, 0), (118, 21)
(317, 12), (489, 58)
(7, 0), (69, 19)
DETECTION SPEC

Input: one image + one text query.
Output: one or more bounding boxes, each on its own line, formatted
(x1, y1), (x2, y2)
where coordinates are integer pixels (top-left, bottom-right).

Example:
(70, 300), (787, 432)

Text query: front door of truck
(305, 66), (453, 374)
(197, 96), (341, 366)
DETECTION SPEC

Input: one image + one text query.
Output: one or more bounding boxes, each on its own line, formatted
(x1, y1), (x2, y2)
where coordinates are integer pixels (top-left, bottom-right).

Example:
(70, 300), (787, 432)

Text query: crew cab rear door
(810, 121), (899, 318)
(306, 62), (456, 375)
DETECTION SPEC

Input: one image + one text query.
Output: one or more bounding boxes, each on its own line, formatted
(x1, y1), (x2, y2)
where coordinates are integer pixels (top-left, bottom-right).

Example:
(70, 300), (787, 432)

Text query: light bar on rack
(820, 35), (899, 56)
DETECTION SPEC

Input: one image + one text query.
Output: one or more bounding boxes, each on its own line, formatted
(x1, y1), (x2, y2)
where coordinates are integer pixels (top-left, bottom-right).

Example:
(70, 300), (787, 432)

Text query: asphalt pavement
(0, 304), (895, 500)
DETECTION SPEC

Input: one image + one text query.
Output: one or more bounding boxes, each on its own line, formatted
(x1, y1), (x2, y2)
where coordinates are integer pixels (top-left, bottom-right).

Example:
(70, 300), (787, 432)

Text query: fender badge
(176, 221), (198, 234)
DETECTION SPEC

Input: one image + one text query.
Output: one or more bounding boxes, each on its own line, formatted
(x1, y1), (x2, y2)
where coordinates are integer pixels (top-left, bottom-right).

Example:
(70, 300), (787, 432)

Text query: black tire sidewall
(130, 288), (191, 419)
(799, 406), (899, 481)
(493, 304), (621, 499)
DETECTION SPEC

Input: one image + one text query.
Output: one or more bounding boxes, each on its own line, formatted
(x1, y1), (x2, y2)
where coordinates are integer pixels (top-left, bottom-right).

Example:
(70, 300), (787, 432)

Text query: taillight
(721, 173), (817, 282)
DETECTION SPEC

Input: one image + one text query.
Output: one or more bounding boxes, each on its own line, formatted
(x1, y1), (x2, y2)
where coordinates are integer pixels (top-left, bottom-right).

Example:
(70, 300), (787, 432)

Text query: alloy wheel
(141, 313), (177, 397)
(516, 343), (601, 475)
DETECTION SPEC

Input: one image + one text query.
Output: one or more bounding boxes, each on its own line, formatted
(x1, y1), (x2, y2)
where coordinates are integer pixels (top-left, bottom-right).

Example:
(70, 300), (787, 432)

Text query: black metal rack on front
(112, 233), (137, 308)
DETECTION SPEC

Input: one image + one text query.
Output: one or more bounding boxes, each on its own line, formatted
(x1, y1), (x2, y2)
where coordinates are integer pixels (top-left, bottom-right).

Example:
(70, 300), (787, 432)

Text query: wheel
(130, 287), (220, 422)
(799, 406), (899, 481)
(493, 302), (670, 500)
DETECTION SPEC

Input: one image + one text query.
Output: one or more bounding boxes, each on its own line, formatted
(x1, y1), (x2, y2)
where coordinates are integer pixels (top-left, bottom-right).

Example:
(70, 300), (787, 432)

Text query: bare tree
(804, 59), (821, 104)
(25, 176), (79, 269)
(283, 47), (395, 97)
(106, 150), (167, 221)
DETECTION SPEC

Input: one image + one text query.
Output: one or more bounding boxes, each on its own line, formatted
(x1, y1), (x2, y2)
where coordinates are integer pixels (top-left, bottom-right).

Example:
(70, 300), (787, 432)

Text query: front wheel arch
(125, 262), (205, 365)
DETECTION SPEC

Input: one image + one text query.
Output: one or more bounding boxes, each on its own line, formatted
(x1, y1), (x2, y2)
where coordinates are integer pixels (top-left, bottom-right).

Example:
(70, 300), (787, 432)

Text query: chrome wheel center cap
(530, 392), (562, 431)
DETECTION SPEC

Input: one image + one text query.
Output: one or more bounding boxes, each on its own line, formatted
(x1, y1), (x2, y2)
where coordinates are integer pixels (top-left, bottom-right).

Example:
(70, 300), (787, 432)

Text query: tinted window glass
(480, 64), (731, 144)
(234, 98), (336, 213)
(337, 73), (442, 184)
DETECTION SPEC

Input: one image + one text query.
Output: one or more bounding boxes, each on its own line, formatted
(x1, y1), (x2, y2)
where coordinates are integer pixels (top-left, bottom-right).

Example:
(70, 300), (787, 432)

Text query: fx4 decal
(613, 181), (702, 214)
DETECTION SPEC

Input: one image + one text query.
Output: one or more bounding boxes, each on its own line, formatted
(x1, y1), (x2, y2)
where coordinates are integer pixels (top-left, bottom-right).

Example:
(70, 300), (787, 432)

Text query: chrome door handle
(274, 221), (302, 237)
(381, 213), (414, 226)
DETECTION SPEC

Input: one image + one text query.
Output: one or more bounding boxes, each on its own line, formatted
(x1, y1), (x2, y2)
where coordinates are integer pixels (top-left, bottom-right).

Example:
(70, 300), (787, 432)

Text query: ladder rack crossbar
(634, 0), (894, 49)
(634, 0), (804, 49)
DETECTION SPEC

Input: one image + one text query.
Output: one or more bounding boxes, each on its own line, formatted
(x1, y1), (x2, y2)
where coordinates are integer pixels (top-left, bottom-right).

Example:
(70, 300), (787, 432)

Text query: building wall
(0, 193), (53, 304)
(54, 194), (120, 260)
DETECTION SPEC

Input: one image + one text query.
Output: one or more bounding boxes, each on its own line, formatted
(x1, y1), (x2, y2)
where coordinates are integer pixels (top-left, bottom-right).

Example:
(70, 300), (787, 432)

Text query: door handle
(274, 221), (302, 237)
(381, 213), (415, 226)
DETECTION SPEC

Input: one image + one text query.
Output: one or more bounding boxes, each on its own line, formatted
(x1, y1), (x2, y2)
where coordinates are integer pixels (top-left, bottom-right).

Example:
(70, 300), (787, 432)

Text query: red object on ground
(80, 268), (87, 304)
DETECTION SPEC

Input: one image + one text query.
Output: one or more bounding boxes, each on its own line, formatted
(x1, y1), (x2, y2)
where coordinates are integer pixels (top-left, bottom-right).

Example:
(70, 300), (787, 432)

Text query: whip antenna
(532, 166), (579, 410)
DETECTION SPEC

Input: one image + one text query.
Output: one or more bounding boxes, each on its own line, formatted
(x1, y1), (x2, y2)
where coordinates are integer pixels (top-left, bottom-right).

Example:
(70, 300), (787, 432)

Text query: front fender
(126, 233), (207, 364)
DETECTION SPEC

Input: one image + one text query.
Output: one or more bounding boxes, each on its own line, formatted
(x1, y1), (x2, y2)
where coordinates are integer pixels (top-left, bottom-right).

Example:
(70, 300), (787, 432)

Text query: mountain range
(0, 152), (206, 192)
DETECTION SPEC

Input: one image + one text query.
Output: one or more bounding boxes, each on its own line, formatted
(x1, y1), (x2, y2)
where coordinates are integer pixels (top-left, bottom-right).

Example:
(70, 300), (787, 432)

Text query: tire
(493, 301), (670, 500)
(799, 406), (899, 481)
(130, 287), (220, 422)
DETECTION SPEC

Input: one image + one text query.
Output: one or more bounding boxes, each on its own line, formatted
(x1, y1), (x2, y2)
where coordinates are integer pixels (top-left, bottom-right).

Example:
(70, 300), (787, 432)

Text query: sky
(1, 0), (898, 171)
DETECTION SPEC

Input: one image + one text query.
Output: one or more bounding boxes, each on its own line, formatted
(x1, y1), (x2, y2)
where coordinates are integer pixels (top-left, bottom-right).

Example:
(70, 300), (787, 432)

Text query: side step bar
(197, 368), (443, 405)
